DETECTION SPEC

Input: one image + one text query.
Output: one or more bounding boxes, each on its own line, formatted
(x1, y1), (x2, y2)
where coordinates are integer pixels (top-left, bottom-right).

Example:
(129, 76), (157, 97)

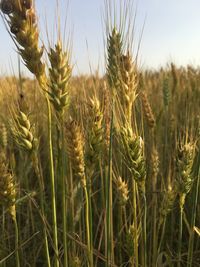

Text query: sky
(1, 0), (200, 76)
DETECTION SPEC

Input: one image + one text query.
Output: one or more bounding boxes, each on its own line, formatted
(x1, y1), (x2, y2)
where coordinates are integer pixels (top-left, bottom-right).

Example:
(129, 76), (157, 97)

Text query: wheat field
(0, 1), (199, 267)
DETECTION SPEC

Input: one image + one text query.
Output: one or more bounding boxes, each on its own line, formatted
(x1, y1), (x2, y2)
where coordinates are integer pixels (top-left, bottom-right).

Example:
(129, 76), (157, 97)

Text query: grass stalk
(46, 97), (59, 267)
(13, 217), (20, 267)
(31, 153), (51, 267)
(83, 184), (94, 267)
(142, 193), (147, 267)
(2, 208), (6, 267)
(88, 182), (94, 266)
(158, 218), (166, 255)
(106, 102), (114, 267)
(178, 200), (184, 267)
(61, 115), (68, 267)
(117, 204), (123, 264)
(152, 192), (158, 266)
(132, 180), (138, 267)
(187, 153), (200, 267)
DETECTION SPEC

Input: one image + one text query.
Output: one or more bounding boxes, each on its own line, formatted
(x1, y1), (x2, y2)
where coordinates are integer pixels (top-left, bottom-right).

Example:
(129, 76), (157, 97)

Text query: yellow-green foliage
(0, 1), (199, 267)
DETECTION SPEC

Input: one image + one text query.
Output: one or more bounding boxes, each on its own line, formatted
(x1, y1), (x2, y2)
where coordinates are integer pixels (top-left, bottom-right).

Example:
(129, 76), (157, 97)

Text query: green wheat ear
(159, 184), (177, 225)
(10, 110), (37, 152)
(162, 76), (171, 107)
(125, 223), (140, 258)
(48, 41), (71, 115)
(176, 142), (196, 208)
(69, 255), (81, 267)
(107, 28), (123, 94)
(120, 123), (146, 193)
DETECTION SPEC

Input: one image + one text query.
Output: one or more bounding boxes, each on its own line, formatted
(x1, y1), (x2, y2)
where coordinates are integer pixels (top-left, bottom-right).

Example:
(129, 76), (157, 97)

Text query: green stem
(99, 159), (105, 214)
(106, 103), (114, 267)
(84, 185), (93, 267)
(88, 179), (94, 266)
(1, 208), (6, 267)
(152, 192), (158, 266)
(14, 218), (20, 267)
(142, 193), (147, 267)
(187, 155), (200, 267)
(69, 163), (75, 252)
(61, 115), (68, 267)
(178, 203), (183, 267)
(158, 218), (166, 255)
(46, 97), (59, 267)
(31, 154), (51, 267)
(117, 205), (123, 265)
(132, 180), (138, 267)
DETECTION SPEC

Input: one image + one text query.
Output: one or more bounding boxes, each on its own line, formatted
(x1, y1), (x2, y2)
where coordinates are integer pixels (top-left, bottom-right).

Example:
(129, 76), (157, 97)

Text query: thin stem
(152, 191), (158, 266)
(117, 205), (123, 264)
(106, 102), (114, 267)
(31, 153), (51, 267)
(84, 185), (93, 267)
(88, 179), (93, 266)
(187, 156), (200, 267)
(158, 218), (166, 254)
(14, 218), (20, 267)
(178, 203), (183, 267)
(142, 193), (147, 267)
(46, 97), (59, 267)
(99, 159), (105, 213)
(2, 208), (6, 267)
(61, 115), (68, 267)
(69, 163), (75, 252)
(132, 180), (138, 267)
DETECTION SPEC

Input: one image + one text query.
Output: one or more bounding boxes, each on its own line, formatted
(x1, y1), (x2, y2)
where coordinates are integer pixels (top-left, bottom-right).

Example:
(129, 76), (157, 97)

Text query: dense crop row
(0, 1), (199, 266)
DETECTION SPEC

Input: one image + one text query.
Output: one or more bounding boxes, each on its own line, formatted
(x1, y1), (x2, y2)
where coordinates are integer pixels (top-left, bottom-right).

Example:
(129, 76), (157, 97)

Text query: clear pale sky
(1, 0), (200, 76)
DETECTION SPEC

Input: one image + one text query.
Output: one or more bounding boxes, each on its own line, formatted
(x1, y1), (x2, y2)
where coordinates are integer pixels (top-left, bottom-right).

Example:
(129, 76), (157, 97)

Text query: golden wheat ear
(85, 96), (103, 175)
(115, 176), (129, 206)
(0, 123), (8, 149)
(66, 118), (86, 188)
(140, 92), (155, 129)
